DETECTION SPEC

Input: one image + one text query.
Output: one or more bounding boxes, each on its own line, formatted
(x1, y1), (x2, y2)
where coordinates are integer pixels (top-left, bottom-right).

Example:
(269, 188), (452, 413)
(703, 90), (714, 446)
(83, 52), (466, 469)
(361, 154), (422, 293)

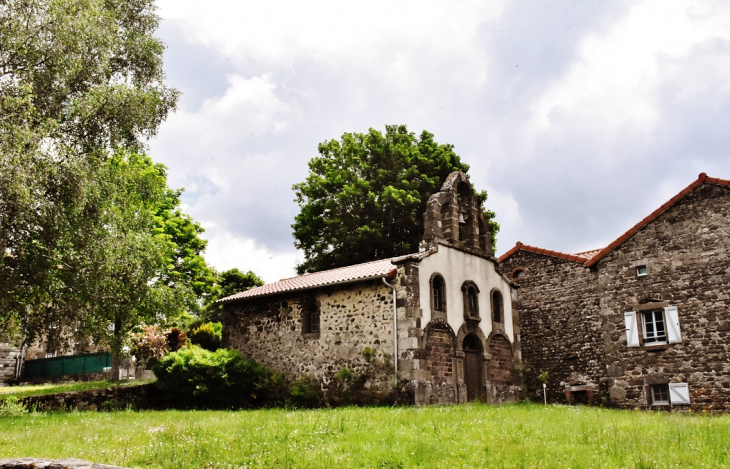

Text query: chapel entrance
(463, 334), (483, 401)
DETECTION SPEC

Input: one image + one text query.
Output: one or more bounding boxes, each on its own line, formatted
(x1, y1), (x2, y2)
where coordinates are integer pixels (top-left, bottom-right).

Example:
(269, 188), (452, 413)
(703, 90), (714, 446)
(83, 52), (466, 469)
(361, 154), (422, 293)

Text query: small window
(462, 281), (480, 319)
(651, 384), (669, 406)
(636, 265), (647, 277)
(642, 310), (667, 344)
(511, 268), (526, 280)
(432, 275), (446, 312)
(302, 300), (320, 335)
(492, 290), (503, 324)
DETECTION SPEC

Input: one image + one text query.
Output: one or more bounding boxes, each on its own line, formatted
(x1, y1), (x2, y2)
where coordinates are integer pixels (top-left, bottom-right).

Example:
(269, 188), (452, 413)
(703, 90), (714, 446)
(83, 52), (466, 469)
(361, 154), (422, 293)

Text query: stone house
(499, 173), (730, 411)
(220, 172), (521, 405)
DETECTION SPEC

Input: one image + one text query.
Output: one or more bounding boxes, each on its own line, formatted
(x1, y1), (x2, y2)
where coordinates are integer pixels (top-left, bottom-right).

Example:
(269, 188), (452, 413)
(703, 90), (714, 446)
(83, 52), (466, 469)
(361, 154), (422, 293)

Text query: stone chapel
(219, 172), (520, 405)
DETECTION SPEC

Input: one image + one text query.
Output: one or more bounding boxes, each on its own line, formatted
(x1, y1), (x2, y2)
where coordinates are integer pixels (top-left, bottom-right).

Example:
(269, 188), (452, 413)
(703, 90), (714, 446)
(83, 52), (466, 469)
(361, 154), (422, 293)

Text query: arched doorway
(463, 334), (483, 401)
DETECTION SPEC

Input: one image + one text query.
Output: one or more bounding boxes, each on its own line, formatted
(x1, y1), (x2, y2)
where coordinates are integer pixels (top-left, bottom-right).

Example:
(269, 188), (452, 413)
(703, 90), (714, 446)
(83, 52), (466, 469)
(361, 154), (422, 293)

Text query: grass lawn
(0, 380), (153, 400)
(0, 403), (728, 468)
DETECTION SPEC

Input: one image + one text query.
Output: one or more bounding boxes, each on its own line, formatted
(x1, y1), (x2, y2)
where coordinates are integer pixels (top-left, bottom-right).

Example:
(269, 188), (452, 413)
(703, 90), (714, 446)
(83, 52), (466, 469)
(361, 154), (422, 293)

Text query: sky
(149, 0), (730, 283)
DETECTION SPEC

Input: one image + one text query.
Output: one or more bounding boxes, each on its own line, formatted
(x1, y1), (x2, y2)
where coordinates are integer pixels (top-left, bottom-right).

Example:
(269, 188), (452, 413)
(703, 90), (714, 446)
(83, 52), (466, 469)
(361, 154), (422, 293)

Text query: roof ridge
(279, 257), (396, 281)
(498, 242), (590, 264)
(585, 172), (728, 267)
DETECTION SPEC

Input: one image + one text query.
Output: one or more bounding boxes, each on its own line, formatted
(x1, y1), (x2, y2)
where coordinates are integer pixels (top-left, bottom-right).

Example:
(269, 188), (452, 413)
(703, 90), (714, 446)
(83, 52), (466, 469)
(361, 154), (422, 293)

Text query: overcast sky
(149, 0), (730, 283)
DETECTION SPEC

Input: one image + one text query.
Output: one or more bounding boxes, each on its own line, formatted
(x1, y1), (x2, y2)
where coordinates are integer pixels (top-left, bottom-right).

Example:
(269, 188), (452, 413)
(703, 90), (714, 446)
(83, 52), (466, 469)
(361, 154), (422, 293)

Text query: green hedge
(153, 346), (319, 409)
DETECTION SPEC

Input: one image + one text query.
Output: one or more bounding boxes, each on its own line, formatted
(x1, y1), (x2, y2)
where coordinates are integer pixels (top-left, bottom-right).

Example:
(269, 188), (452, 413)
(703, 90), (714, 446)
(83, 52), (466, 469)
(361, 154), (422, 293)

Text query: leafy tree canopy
(0, 0), (186, 353)
(292, 125), (498, 274)
(202, 269), (264, 322)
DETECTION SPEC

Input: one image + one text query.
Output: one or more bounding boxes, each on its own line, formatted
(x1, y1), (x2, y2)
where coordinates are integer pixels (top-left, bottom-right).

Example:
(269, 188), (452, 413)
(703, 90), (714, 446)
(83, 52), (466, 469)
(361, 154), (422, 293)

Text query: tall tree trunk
(109, 316), (123, 381)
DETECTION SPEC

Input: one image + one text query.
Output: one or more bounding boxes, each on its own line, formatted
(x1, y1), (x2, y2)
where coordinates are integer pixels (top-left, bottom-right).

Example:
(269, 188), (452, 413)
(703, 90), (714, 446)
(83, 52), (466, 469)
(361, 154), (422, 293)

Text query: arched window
(431, 274), (446, 313)
(492, 290), (503, 324)
(462, 281), (480, 320)
(511, 268), (526, 280)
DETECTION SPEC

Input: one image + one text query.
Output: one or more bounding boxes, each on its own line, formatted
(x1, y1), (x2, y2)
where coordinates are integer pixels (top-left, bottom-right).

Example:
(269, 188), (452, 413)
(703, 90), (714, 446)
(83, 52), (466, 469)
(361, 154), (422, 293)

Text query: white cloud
(203, 228), (302, 283)
(151, 0), (730, 276)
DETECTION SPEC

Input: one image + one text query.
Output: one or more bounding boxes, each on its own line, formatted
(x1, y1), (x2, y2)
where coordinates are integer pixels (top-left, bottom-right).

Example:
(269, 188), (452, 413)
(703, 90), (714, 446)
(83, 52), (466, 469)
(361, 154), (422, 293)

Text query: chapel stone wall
(222, 276), (405, 397)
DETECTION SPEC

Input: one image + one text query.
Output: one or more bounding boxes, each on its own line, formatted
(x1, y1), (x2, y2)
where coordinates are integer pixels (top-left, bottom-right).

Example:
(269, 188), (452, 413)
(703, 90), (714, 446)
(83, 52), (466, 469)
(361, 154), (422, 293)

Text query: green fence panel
(23, 352), (112, 379)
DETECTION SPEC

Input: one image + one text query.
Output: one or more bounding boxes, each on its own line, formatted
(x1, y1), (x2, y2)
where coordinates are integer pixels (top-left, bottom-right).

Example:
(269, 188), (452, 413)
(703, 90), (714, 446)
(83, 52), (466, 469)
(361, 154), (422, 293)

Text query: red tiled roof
(217, 258), (398, 303)
(585, 173), (730, 267)
(498, 242), (597, 263)
(499, 173), (730, 268)
(574, 248), (602, 260)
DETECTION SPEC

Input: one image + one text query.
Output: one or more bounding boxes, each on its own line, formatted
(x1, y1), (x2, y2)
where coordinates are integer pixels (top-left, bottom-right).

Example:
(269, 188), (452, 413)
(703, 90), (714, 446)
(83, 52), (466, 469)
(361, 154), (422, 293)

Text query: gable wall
(499, 251), (602, 403)
(597, 183), (730, 411)
(418, 245), (513, 341)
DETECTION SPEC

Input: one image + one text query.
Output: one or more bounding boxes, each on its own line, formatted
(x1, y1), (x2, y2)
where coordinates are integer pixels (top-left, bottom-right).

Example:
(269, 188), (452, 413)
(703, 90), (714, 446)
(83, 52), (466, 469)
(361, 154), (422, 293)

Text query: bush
(129, 326), (168, 368)
(189, 322), (222, 351)
(0, 397), (28, 417)
(289, 376), (324, 408)
(166, 328), (187, 352)
(153, 346), (279, 409)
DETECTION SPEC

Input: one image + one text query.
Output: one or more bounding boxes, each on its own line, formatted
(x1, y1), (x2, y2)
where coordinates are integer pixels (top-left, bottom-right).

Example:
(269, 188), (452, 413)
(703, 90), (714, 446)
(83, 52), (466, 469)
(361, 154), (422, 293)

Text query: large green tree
(0, 0), (181, 356)
(292, 125), (498, 274)
(202, 269), (264, 322)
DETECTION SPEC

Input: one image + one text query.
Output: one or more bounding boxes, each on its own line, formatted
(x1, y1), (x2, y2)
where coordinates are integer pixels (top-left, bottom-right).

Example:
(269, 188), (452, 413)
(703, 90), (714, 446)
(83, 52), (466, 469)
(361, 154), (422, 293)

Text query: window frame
(641, 309), (668, 345)
(431, 274), (447, 317)
(625, 304), (682, 347)
(301, 298), (320, 337)
(650, 384), (670, 406)
(491, 289), (504, 324)
(461, 281), (480, 321)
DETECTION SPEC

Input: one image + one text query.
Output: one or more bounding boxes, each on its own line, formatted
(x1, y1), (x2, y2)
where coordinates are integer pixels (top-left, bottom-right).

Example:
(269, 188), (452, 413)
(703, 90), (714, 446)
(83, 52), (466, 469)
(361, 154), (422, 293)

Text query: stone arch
(462, 333), (484, 401)
(486, 331), (514, 387)
(461, 280), (480, 320)
(422, 320), (457, 404)
(454, 322), (488, 355)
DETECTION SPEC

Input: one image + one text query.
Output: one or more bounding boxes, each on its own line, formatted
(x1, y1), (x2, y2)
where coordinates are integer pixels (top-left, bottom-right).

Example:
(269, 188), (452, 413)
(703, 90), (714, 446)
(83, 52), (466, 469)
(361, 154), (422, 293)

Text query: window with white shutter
(664, 306), (682, 343)
(624, 311), (640, 347)
(669, 383), (691, 404)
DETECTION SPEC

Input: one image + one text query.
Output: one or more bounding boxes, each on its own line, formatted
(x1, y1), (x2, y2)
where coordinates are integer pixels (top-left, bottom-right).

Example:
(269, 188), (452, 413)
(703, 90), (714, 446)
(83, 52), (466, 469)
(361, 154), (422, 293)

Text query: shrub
(189, 322), (222, 351)
(0, 397), (28, 417)
(166, 328), (187, 352)
(289, 376), (324, 408)
(153, 346), (278, 409)
(129, 326), (168, 368)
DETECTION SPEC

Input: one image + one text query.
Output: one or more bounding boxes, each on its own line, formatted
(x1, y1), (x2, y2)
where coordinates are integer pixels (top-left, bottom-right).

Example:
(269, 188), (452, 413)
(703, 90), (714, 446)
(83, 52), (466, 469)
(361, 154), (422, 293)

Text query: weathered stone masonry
(500, 250), (603, 404)
(500, 175), (730, 412)
(223, 275), (405, 394)
(221, 172), (520, 406)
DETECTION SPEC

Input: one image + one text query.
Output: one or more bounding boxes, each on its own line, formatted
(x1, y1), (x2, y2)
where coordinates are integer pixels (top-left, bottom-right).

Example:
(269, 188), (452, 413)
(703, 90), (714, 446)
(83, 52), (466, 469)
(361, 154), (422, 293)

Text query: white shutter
(669, 383), (691, 404)
(624, 311), (639, 347)
(665, 306), (682, 344)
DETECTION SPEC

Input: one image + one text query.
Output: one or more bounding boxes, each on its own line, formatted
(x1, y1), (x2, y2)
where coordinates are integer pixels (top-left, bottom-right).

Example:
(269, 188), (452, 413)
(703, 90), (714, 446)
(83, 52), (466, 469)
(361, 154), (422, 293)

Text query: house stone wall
(499, 252), (603, 404)
(597, 183), (730, 412)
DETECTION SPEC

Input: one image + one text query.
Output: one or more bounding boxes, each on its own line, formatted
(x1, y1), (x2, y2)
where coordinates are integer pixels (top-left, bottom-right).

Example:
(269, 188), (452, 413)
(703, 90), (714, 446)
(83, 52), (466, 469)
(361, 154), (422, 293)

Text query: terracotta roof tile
(573, 249), (602, 260)
(498, 242), (595, 263)
(585, 173), (730, 267)
(500, 173), (730, 268)
(217, 257), (399, 303)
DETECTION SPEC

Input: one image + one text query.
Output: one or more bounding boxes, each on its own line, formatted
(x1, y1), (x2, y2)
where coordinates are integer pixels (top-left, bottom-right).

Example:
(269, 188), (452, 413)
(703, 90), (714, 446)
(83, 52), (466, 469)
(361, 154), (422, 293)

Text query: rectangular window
(636, 265), (647, 276)
(642, 310), (667, 344)
(651, 384), (669, 405)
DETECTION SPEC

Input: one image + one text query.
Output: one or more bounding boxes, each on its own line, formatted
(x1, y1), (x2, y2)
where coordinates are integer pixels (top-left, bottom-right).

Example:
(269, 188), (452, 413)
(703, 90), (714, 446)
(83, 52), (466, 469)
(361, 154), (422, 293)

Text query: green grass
(0, 403), (728, 468)
(0, 379), (153, 400)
